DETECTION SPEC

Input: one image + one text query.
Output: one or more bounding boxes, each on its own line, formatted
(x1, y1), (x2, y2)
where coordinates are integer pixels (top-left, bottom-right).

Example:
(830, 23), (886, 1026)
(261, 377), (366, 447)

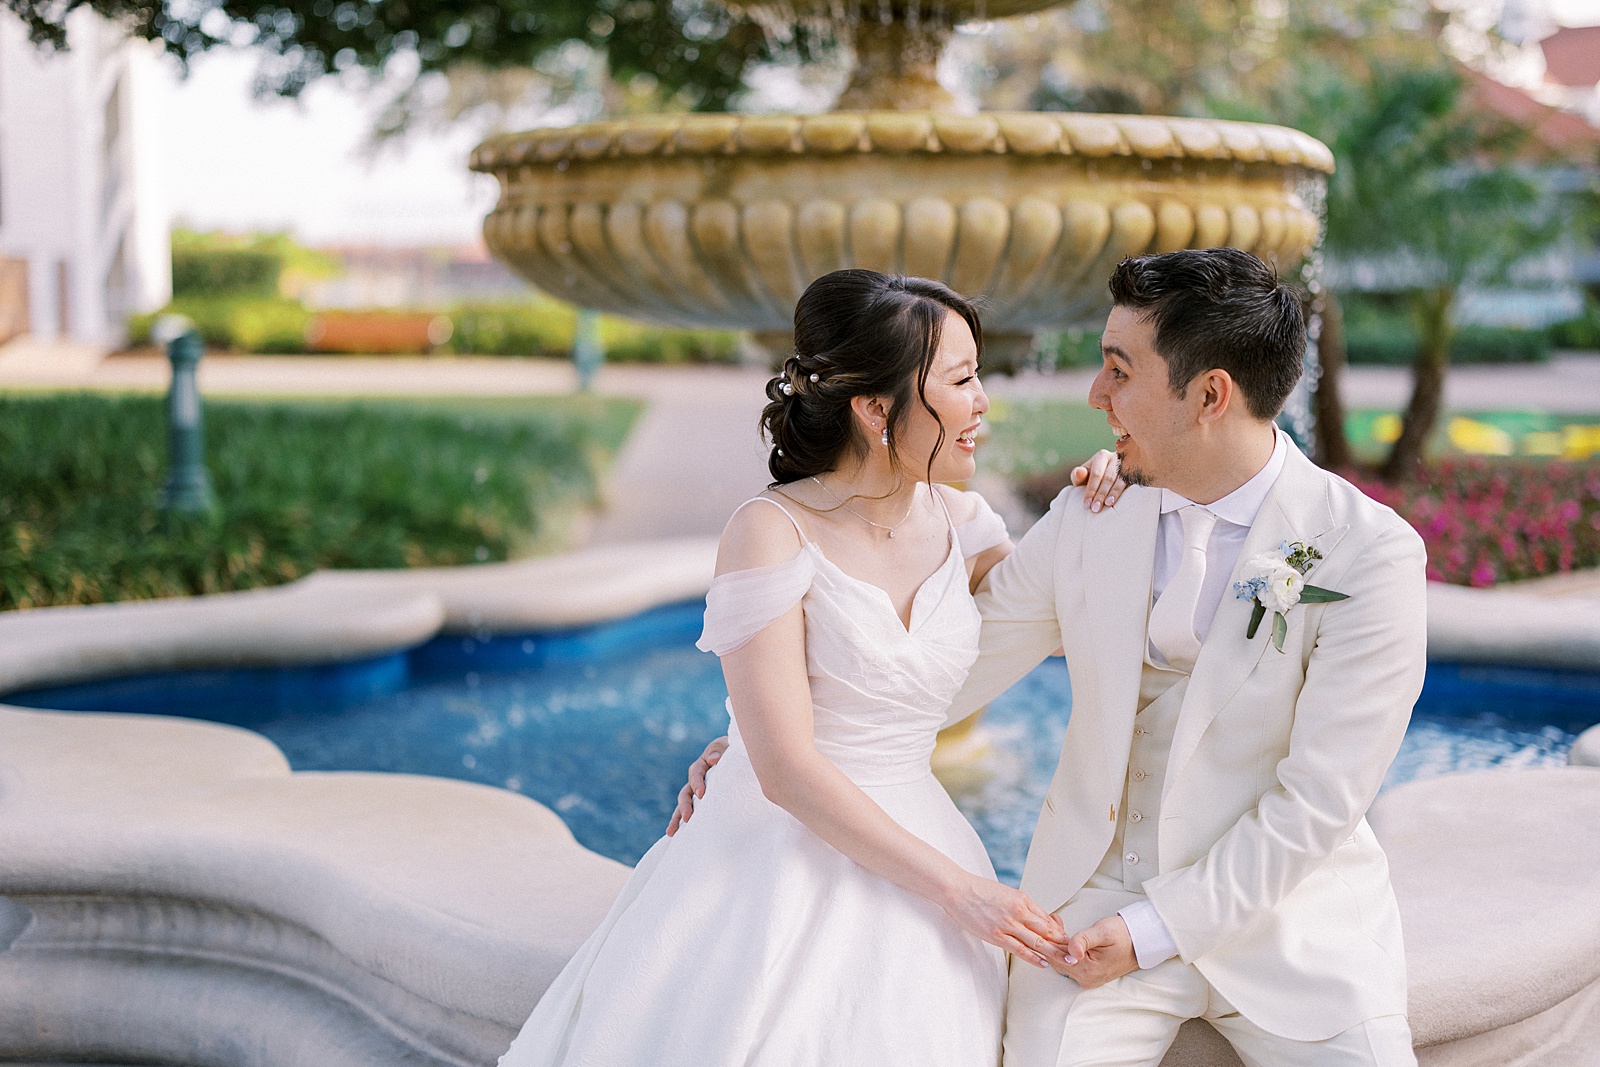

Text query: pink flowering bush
(1342, 459), (1600, 587)
(1021, 457), (1600, 588)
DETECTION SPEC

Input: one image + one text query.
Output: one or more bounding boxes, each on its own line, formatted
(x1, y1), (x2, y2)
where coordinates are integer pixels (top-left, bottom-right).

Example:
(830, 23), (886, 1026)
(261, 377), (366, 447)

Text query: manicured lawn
(984, 397), (1600, 478)
(1, 391), (641, 610)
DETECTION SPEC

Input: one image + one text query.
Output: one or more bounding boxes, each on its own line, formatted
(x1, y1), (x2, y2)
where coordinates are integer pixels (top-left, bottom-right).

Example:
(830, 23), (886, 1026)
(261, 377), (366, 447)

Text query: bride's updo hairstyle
(762, 269), (983, 485)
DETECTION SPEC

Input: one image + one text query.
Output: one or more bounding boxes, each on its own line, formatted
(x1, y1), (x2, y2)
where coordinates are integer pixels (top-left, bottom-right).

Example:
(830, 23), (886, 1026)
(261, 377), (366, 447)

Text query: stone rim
(470, 112), (1336, 174)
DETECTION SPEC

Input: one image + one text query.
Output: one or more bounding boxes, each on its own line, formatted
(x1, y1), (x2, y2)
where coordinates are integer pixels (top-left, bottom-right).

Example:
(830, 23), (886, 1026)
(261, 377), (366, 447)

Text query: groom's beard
(1118, 463), (1151, 488)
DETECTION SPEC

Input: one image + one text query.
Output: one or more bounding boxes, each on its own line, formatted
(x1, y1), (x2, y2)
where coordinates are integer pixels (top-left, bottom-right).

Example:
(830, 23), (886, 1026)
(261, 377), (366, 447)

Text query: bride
(499, 269), (1120, 1067)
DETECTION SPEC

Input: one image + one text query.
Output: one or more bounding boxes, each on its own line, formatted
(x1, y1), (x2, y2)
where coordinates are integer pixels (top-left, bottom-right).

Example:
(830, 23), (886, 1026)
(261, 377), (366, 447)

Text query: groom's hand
(1056, 915), (1139, 989)
(666, 736), (729, 835)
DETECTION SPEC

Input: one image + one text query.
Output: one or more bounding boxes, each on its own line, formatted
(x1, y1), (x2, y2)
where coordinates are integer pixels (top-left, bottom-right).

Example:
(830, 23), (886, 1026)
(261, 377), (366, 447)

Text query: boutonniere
(1233, 541), (1349, 652)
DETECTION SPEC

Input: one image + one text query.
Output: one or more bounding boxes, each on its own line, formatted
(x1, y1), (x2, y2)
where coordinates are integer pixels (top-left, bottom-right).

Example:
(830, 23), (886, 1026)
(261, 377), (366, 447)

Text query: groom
(949, 247), (1427, 1066)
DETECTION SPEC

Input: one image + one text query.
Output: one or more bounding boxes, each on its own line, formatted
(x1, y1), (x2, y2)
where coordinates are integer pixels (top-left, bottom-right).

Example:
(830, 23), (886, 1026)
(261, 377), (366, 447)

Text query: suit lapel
(1081, 486), (1161, 793)
(1164, 447), (1345, 796)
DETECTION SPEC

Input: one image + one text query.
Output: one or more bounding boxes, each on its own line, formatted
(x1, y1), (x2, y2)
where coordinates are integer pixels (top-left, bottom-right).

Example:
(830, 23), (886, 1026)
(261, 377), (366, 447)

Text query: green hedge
(171, 249), (283, 299)
(1341, 296), (1552, 365)
(129, 296), (742, 363)
(0, 393), (613, 610)
(1343, 322), (1551, 365)
(1550, 303), (1600, 350)
(128, 297), (311, 354)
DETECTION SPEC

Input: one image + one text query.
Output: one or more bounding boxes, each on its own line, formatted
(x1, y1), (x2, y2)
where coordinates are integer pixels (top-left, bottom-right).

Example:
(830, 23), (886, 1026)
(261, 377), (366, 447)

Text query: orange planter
(306, 311), (454, 354)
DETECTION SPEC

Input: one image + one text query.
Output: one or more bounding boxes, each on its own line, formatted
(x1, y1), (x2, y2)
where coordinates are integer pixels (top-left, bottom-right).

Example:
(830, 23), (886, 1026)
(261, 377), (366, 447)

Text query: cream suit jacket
(947, 444), (1428, 1044)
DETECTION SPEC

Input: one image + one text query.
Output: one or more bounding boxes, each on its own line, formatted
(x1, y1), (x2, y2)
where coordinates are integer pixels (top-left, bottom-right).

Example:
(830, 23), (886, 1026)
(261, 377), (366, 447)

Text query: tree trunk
(1312, 290), (1354, 471)
(1380, 286), (1454, 483)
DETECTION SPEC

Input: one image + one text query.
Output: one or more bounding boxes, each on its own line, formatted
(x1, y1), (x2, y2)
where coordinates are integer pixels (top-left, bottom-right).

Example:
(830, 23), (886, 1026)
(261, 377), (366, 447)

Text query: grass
(983, 397), (1600, 479)
(0, 392), (641, 610)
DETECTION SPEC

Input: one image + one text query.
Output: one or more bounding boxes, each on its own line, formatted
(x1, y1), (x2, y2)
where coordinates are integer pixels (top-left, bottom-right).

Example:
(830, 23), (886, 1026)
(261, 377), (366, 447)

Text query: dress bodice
(697, 490), (1006, 787)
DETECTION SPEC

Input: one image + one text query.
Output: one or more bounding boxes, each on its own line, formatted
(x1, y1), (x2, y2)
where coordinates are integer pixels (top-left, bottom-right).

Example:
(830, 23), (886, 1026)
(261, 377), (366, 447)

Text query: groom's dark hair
(1108, 248), (1304, 420)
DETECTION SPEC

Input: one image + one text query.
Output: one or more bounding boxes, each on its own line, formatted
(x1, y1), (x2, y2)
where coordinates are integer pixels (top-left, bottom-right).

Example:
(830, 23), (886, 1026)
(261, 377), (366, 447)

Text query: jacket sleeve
(944, 487), (1075, 726)
(1142, 526), (1429, 961)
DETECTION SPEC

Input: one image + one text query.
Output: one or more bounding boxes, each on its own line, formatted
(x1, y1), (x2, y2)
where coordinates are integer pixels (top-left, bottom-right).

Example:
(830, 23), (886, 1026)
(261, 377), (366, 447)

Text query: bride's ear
(850, 395), (890, 438)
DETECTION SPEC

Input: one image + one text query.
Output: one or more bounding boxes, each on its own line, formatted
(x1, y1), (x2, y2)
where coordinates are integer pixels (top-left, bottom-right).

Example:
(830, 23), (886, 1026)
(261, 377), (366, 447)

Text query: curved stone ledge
(0, 538), (720, 696)
(1425, 580), (1600, 671)
(0, 896), (507, 1066)
(1571, 724), (1600, 767)
(4, 540), (1593, 699)
(1369, 768), (1600, 1050)
(0, 705), (630, 1065)
(1164, 768), (1600, 1066)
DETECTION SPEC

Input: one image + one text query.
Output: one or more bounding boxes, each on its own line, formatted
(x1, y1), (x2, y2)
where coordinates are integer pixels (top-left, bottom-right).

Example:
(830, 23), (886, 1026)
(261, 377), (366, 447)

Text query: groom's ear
(1193, 369), (1239, 426)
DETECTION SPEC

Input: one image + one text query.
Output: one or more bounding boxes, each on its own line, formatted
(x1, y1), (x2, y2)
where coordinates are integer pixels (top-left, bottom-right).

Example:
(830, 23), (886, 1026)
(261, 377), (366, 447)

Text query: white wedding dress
(498, 489), (1010, 1067)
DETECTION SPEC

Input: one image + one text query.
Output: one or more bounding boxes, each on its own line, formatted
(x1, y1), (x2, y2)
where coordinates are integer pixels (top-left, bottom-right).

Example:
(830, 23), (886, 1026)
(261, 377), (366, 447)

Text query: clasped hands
(668, 739), (1139, 990)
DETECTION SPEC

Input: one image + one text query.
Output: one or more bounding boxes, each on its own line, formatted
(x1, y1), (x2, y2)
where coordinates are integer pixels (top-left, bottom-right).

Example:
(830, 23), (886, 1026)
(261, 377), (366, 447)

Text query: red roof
(1464, 67), (1600, 158)
(1541, 26), (1600, 89)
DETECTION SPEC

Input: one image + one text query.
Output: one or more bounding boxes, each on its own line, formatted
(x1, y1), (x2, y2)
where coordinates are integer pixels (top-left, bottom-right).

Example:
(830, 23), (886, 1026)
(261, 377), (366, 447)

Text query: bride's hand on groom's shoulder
(667, 736), (730, 835)
(1069, 449), (1125, 514)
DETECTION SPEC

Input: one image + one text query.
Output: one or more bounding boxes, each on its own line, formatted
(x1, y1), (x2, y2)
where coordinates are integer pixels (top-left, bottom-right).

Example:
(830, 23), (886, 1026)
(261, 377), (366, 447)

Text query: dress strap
(930, 483), (957, 534)
(730, 496), (810, 544)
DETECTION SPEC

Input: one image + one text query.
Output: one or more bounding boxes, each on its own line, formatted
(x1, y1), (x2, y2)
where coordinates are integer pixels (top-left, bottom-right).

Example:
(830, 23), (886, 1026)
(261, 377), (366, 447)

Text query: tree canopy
(12, 0), (825, 108)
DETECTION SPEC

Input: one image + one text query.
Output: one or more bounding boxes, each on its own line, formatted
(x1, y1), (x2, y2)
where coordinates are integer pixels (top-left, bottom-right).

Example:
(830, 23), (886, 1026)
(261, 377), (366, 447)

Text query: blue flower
(1234, 575), (1267, 600)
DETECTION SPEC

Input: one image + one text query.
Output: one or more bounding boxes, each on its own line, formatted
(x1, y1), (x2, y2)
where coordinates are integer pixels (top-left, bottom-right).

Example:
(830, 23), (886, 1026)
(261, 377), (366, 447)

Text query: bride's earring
(880, 425), (889, 447)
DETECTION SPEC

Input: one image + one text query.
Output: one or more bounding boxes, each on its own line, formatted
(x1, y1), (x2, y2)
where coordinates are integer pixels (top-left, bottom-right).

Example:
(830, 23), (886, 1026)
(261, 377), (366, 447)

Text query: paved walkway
(4, 343), (1597, 543)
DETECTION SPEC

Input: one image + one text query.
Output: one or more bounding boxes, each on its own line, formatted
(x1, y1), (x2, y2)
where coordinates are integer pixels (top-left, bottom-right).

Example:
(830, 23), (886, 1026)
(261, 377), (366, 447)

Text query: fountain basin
(472, 112), (1331, 362)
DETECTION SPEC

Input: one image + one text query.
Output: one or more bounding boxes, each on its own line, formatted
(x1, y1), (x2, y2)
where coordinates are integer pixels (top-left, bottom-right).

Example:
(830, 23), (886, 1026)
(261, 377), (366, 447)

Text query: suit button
(1124, 852), (1140, 866)
(1132, 769), (1148, 782)
(1133, 726), (1146, 738)
(1130, 810), (1144, 823)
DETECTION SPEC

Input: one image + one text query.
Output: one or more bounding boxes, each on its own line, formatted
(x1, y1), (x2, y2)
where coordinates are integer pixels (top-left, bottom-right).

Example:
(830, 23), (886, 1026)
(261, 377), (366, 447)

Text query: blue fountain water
(12, 601), (1597, 885)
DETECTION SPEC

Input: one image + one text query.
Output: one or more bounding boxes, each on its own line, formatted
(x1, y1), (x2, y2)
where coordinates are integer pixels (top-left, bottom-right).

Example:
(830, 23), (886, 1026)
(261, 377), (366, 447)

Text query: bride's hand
(939, 872), (1074, 970)
(667, 735), (730, 835)
(1069, 449), (1124, 513)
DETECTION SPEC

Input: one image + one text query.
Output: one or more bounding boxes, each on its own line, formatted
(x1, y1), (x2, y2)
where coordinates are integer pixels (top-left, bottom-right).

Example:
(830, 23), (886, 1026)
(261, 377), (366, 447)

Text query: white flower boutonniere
(1233, 541), (1350, 652)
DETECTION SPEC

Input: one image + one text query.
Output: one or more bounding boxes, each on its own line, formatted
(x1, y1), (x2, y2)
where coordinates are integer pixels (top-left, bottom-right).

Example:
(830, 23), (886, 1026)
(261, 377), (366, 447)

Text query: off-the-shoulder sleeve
(954, 491), (1009, 558)
(695, 547), (816, 656)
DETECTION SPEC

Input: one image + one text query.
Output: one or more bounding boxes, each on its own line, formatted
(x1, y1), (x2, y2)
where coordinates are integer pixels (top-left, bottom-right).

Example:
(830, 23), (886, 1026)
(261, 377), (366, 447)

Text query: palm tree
(1297, 62), (1554, 481)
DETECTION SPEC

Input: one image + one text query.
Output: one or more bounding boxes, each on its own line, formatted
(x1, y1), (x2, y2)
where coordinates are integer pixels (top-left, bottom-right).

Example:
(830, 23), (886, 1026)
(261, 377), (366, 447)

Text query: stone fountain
(469, 0), (1333, 370)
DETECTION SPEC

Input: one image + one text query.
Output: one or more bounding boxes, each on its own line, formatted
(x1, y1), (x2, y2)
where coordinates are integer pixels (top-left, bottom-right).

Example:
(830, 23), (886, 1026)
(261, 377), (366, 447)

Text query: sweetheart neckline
(800, 529), (961, 635)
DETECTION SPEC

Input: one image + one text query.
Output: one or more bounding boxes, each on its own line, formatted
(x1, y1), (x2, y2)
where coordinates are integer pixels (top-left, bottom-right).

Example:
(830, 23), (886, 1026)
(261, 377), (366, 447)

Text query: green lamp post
(573, 308), (604, 392)
(156, 322), (216, 515)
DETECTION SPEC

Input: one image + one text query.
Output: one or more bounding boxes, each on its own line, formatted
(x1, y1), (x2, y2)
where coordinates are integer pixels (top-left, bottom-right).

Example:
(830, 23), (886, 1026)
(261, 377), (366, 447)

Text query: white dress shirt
(1118, 427), (1289, 969)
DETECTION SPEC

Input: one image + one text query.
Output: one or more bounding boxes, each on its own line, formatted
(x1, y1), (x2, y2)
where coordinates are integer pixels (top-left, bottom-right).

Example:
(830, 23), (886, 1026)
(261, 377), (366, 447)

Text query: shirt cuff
(1118, 899), (1179, 970)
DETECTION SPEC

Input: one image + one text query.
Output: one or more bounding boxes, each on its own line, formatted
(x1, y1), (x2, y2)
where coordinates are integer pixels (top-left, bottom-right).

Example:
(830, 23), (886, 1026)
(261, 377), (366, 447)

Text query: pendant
(887, 529), (895, 538)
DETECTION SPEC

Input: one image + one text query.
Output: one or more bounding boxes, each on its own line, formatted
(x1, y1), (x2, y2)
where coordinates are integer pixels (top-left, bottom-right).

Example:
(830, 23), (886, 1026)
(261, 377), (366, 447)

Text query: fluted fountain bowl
(471, 111), (1333, 363)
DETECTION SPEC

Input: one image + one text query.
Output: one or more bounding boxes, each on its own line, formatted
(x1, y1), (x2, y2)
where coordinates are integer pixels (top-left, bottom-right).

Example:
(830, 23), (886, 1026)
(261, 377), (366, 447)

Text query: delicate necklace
(810, 477), (918, 539)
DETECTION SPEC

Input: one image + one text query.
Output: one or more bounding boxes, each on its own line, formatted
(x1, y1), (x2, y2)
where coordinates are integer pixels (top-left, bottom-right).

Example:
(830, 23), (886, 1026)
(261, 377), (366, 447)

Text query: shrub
(1344, 320), (1551, 365)
(0, 393), (617, 610)
(1550, 303), (1600, 350)
(128, 295), (741, 362)
(449, 302), (573, 356)
(1016, 453), (1600, 586)
(1341, 296), (1551, 365)
(127, 297), (311, 353)
(171, 248), (283, 299)
(1347, 459), (1600, 585)
(446, 302), (740, 364)
(600, 321), (740, 364)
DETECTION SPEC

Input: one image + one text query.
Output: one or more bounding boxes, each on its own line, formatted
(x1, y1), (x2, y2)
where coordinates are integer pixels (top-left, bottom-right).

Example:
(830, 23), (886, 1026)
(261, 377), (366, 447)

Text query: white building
(0, 10), (170, 348)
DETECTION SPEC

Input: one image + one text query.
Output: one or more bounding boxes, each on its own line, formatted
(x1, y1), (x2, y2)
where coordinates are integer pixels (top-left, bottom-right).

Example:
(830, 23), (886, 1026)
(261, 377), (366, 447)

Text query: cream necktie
(1148, 505), (1219, 672)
